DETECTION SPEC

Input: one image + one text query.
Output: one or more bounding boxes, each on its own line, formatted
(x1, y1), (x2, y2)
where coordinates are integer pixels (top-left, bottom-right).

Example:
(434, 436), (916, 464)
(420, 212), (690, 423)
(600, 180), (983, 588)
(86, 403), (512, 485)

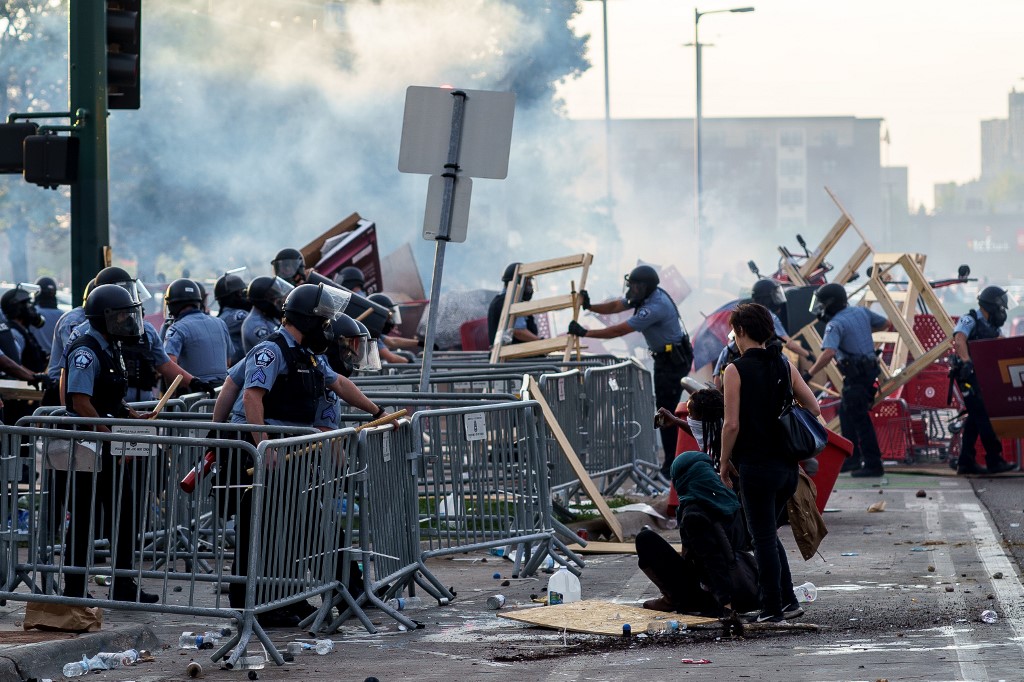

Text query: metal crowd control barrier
(536, 370), (587, 492)
(581, 360), (661, 494)
(0, 417), (333, 668)
(411, 402), (584, 578)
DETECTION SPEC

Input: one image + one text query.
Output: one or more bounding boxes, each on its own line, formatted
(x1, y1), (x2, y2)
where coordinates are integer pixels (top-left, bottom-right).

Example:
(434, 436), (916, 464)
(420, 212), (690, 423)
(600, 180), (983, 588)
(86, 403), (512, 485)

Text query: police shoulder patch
(255, 327), (269, 339)
(235, 310), (248, 321)
(253, 348), (276, 367)
(166, 326), (178, 338)
(251, 367), (267, 385)
(636, 307), (651, 319)
(71, 349), (94, 370)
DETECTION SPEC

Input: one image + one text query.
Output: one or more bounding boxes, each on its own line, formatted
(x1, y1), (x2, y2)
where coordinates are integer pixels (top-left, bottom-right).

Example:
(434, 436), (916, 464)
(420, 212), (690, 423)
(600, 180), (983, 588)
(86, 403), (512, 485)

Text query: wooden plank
(796, 323), (844, 392)
(509, 294), (574, 317)
(778, 248), (807, 286)
(497, 599), (717, 636)
(517, 254), (589, 277)
(563, 254), (592, 363)
(833, 242), (873, 285)
(499, 336), (574, 360)
(0, 380), (43, 401)
(872, 331), (901, 345)
(800, 214), (851, 279)
(528, 376), (623, 541)
(564, 541), (682, 555)
(488, 263), (522, 363)
(867, 277), (926, 359)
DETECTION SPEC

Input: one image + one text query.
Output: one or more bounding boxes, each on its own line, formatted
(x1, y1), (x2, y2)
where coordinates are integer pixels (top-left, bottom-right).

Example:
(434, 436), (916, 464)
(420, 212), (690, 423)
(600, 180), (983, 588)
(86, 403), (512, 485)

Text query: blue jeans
(738, 460), (798, 616)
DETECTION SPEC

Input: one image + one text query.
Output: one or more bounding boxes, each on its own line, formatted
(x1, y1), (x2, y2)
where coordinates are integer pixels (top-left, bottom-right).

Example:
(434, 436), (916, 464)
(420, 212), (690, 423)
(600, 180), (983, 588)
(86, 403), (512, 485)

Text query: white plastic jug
(547, 566), (581, 605)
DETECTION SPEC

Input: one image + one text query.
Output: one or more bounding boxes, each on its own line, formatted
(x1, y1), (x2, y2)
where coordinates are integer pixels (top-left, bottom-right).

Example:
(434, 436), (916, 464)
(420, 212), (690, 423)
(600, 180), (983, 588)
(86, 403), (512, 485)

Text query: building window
(779, 159), (804, 177)
(820, 129), (838, 147)
(780, 188), (804, 206)
(779, 130), (804, 147)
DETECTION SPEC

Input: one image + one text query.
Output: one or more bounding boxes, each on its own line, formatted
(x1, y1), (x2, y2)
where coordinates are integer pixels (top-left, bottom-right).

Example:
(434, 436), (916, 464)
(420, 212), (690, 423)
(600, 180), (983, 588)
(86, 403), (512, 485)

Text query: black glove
(567, 320), (588, 337)
(579, 289), (591, 311)
(958, 360), (975, 383)
(189, 377), (215, 396)
(801, 371), (813, 384)
(806, 352), (816, 364)
(29, 373), (53, 391)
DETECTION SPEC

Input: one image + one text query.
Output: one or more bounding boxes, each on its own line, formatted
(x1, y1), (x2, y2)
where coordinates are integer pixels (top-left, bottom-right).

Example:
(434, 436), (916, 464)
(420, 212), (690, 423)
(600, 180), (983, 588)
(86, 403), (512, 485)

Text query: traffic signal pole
(69, 0), (110, 303)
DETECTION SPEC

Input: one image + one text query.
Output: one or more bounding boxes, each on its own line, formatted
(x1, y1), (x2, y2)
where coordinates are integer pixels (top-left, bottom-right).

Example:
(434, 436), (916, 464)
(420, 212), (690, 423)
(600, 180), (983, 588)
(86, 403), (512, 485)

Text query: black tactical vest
(966, 310), (1000, 341)
(261, 332), (324, 424)
(63, 334), (129, 418)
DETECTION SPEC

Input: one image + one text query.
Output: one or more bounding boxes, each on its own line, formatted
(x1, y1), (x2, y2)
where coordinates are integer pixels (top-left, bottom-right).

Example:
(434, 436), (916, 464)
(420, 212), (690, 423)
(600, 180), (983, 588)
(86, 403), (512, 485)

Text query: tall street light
(693, 6), (753, 288)
(584, 0), (614, 218)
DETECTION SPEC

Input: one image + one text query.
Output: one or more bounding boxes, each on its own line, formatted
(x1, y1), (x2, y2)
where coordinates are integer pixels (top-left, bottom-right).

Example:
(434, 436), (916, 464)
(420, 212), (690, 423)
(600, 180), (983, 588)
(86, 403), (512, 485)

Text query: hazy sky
(557, 0), (1024, 211)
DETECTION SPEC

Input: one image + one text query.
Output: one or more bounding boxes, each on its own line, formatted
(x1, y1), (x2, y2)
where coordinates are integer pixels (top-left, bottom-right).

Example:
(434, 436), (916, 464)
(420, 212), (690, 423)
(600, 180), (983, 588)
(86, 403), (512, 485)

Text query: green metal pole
(69, 0), (110, 303)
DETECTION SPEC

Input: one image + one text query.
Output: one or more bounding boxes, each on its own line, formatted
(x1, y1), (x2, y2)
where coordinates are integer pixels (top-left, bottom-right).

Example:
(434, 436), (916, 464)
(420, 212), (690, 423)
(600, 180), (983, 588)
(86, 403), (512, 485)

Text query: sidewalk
(2, 469), (1023, 681)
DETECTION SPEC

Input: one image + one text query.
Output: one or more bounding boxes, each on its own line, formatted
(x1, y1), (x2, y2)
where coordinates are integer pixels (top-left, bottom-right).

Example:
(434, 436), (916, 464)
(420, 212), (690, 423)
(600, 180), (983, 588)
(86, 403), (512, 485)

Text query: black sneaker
(743, 610), (784, 624)
(986, 460), (1014, 475)
(957, 460), (988, 476)
(840, 458), (862, 473)
(782, 602), (805, 620)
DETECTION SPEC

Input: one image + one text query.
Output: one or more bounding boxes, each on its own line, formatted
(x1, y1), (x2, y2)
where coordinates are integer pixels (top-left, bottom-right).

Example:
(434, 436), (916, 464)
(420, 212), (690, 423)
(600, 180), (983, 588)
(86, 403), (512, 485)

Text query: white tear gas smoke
(105, 0), (622, 294)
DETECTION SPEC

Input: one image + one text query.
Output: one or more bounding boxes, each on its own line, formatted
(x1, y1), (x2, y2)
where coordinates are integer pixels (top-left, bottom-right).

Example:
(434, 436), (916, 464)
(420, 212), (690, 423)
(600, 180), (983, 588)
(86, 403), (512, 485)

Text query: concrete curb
(0, 624), (161, 681)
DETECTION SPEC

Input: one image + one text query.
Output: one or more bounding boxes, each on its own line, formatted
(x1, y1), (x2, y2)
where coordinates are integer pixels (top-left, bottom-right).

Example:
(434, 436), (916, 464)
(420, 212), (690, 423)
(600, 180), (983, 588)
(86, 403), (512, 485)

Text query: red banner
(969, 336), (1024, 438)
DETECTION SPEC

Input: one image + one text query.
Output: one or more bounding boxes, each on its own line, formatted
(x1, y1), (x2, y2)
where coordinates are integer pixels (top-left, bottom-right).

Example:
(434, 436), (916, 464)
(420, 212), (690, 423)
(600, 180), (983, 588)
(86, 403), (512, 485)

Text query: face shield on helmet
(272, 257), (304, 282)
(104, 304), (145, 340)
(310, 285), (351, 320)
(623, 275), (648, 308)
(348, 321), (381, 372)
(267, 276), (296, 310)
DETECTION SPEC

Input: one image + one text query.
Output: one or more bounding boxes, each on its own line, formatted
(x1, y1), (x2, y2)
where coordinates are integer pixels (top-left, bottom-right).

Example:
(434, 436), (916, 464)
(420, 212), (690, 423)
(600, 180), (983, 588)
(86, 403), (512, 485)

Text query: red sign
(969, 336), (1024, 438)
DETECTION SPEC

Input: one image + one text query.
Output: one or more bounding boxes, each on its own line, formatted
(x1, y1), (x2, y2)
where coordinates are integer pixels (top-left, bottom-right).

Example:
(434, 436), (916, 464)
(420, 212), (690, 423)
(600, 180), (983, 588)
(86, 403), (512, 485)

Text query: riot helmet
(351, 319), (381, 372)
(246, 276), (294, 320)
(624, 265), (660, 308)
(809, 283), (848, 323)
(751, 279), (786, 310)
(338, 266), (365, 292)
(95, 266), (152, 304)
(81, 278), (97, 306)
(84, 284), (144, 341)
(501, 262), (521, 284)
(978, 286), (1009, 329)
(368, 293), (401, 334)
(1, 286), (44, 328)
(283, 283), (351, 354)
(164, 278), (203, 320)
(214, 272), (251, 311)
(326, 313), (363, 376)
(34, 276), (58, 308)
(271, 248), (306, 283)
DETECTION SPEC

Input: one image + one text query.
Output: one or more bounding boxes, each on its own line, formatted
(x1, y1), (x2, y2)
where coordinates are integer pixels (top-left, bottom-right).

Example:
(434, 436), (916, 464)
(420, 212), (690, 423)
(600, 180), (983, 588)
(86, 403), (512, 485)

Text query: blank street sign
(398, 86), (515, 179)
(422, 175), (472, 243)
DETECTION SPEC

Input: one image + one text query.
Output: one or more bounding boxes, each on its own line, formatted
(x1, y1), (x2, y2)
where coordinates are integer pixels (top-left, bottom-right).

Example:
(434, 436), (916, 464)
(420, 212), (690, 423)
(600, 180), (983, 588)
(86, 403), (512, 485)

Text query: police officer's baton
(150, 374), (183, 418)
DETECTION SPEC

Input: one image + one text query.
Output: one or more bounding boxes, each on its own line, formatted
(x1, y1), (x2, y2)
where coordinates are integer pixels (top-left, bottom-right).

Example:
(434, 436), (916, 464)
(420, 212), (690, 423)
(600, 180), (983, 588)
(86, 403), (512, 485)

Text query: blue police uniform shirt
(241, 309), (278, 354)
(313, 353), (341, 429)
(163, 308), (231, 382)
(770, 311), (788, 339)
(713, 341), (737, 379)
(65, 320), (170, 402)
(622, 288), (684, 351)
(953, 312), (999, 341)
(219, 307), (249, 365)
(32, 307), (63, 350)
(9, 325), (26, 360)
(47, 307), (87, 382)
(65, 327), (115, 411)
(820, 306), (887, 361)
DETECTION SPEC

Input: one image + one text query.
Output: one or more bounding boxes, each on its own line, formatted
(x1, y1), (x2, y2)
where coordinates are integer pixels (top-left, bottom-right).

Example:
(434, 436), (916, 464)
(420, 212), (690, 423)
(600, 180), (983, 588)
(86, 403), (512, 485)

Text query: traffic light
(23, 133), (80, 189)
(107, 0), (140, 110)
(0, 123), (39, 173)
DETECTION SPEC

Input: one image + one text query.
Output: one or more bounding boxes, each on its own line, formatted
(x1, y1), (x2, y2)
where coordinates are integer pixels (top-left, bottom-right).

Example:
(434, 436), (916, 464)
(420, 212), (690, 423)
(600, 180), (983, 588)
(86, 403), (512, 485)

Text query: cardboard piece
(969, 336), (1024, 438)
(23, 601), (102, 633)
(497, 599), (716, 636)
(526, 376), (624, 542)
(564, 541), (683, 555)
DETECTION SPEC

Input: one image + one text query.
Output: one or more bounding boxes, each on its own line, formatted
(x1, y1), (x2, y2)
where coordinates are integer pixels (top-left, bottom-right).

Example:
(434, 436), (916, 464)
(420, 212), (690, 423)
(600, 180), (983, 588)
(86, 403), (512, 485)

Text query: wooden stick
(570, 280), (582, 361)
(247, 409), (408, 474)
(149, 375), (183, 419)
(355, 308), (374, 322)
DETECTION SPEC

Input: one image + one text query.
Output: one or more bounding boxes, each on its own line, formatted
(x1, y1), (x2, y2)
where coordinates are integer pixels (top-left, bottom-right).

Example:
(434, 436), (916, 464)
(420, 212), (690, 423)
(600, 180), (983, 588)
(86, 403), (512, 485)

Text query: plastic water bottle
(386, 596), (425, 611)
(179, 631), (223, 649)
(981, 609), (998, 624)
(314, 639), (334, 655)
(62, 657), (92, 677)
(547, 566), (581, 606)
(233, 655), (266, 670)
(794, 581), (817, 603)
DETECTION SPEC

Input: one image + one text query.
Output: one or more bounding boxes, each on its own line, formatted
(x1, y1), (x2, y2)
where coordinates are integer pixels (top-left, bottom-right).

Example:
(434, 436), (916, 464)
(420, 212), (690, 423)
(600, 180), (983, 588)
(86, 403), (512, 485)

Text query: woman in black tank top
(719, 303), (821, 623)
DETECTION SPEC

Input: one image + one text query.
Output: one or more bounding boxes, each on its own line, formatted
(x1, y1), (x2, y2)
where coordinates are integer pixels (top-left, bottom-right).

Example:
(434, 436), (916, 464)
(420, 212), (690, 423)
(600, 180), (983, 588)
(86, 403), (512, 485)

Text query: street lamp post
(693, 6), (753, 288)
(584, 0), (614, 217)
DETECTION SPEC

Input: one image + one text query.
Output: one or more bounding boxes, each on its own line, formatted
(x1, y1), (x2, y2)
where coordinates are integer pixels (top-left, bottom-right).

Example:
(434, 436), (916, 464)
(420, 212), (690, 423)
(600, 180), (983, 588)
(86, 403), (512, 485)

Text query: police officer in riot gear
(487, 262), (541, 347)
(1, 286), (49, 373)
(368, 292), (415, 363)
(44, 278), (96, 405)
(214, 272), (251, 365)
(61, 267), (214, 402)
(338, 265), (365, 293)
(32, 276), (63, 348)
(242, 276), (293, 353)
(950, 286), (1014, 475)
(570, 265), (693, 478)
(163, 279), (232, 386)
(271, 247), (307, 286)
(805, 282), (889, 477)
(61, 284), (159, 602)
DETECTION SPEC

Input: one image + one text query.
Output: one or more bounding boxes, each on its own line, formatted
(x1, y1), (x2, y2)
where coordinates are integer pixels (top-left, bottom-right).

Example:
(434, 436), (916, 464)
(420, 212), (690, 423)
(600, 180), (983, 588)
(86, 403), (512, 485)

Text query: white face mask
(687, 417), (705, 451)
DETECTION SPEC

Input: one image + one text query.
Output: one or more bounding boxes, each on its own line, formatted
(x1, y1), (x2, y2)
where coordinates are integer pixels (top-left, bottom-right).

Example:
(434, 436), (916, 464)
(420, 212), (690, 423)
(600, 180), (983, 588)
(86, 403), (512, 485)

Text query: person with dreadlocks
(637, 387), (759, 621)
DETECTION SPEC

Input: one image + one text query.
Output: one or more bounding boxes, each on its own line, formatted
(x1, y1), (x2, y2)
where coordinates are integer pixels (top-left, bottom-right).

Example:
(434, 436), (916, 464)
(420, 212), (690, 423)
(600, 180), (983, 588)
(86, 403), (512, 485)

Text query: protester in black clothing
(719, 303), (820, 623)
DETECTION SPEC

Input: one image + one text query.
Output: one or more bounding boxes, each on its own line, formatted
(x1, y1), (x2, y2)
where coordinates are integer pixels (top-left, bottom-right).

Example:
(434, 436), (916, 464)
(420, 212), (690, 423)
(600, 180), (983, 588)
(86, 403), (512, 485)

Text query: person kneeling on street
(636, 449), (759, 622)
